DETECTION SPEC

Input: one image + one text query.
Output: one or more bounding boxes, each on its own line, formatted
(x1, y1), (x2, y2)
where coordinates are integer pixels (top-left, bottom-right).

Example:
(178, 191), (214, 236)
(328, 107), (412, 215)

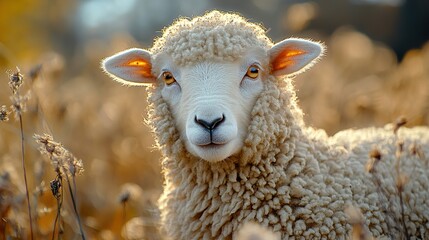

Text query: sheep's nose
(194, 114), (225, 131)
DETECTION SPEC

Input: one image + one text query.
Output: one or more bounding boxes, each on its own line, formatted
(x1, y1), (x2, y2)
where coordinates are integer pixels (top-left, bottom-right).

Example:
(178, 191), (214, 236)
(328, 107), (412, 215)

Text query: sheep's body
(152, 75), (429, 239)
(103, 11), (429, 239)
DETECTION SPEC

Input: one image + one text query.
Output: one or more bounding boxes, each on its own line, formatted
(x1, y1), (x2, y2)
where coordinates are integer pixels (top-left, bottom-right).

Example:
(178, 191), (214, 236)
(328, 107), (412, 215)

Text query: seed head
(369, 148), (381, 161)
(34, 133), (61, 155)
(119, 191), (130, 204)
(10, 91), (31, 120)
(67, 155), (84, 177)
(0, 105), (9, 122)
(409, 143), (425, 160)
(366, 148), (381, 173)
(7, 67), (24, 94)
(34, 133), (84, 178)
(118, 183), (143, 204)
(393, 116), (407, 134)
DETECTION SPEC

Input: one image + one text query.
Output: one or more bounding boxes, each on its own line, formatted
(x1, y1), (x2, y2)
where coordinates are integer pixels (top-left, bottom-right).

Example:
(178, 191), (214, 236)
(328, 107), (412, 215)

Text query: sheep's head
(102, 11), (324, 162)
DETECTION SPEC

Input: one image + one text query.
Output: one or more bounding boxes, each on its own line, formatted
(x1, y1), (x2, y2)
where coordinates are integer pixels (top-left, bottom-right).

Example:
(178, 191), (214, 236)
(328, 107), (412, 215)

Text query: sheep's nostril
(194, 114), (225, 131)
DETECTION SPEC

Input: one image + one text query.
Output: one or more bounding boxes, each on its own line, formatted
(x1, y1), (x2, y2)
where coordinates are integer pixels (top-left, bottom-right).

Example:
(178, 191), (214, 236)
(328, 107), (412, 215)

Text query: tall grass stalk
(18, 113), (34, 240)
(34, 133), (85, 239)
(393, 117), (410, 240)
(66, 174), (86, 240)
(7, 67), (34, 240)
(51, 177), (64, 240)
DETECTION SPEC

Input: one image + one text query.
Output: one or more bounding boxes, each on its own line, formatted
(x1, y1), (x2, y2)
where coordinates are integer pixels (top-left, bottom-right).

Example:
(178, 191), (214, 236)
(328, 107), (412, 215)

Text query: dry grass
(0, 29), (428, 239)
(362, 117), (427, 240)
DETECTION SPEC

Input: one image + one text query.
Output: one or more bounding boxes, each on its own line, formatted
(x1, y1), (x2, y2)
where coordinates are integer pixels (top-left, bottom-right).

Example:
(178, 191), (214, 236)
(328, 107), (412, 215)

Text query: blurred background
(0, 0), (428, 239)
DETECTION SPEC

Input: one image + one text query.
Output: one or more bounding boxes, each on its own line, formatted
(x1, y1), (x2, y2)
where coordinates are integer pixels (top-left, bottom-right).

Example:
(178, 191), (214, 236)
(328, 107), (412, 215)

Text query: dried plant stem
(34, 134), (85, 239)
(395, 152), (410, 240)
(123, 201), (127, 240)
(19, 114), (34, 240)
(370, 168), (396, 238)
(398, 190), (409, 240)
(65, 174), (86, 240)
(51, 178), (64, 240)
(394, 125), (410, 240)
(51, 195), (62, 240)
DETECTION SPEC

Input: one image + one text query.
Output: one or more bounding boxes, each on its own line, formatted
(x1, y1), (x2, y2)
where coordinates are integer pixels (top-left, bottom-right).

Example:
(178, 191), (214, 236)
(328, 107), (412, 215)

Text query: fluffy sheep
(102, 10), (429, 239)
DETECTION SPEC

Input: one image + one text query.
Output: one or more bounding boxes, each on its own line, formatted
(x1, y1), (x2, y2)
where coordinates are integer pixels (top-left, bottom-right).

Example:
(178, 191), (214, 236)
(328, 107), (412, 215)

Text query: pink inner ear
(124, 59), (152, 78)
(271, 49), (307, 72)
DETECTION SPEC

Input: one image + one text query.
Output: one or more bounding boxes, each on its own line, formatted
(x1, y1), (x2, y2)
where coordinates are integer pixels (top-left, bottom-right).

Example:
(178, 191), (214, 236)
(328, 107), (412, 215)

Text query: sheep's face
(102, 39), (324, 162)
(154, 49), (266, 161)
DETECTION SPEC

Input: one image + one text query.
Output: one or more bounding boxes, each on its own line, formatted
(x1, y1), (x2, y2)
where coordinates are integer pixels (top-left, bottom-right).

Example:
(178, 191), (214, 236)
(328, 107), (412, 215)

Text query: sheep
(102, 10), (429, 239)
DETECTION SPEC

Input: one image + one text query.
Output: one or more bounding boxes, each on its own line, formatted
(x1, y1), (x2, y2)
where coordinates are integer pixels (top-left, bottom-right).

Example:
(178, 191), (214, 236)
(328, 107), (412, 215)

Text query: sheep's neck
(155, 77), (323, 239)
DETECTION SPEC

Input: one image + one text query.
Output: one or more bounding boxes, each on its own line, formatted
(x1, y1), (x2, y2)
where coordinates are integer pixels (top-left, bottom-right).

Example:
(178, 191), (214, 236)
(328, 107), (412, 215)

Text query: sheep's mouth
(192, 142), (232, 162)
(191, 134), (230, 147)
(197, 142), (226, 148)
(188, 140), (240, 162)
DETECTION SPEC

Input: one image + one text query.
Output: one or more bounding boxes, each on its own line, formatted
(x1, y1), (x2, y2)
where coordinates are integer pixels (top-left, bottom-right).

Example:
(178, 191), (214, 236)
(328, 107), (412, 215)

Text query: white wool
(150, 11), (272, 67)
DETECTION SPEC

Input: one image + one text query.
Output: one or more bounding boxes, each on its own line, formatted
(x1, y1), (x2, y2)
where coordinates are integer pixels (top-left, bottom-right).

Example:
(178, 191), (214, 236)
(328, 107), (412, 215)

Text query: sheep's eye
(246, 65), (260, 79)
(162, 72), (176, 85)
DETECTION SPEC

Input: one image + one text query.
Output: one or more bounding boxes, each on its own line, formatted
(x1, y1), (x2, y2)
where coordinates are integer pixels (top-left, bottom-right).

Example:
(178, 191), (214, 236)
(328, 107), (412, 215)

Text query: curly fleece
(144, 11), (429, 239)
(150, 11), (272, 66)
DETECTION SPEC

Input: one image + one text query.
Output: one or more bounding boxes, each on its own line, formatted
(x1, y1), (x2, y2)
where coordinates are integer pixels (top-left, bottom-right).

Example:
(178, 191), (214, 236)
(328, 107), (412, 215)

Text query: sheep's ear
(102, 48), (155, 86)
(269, 38), (324, 76)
